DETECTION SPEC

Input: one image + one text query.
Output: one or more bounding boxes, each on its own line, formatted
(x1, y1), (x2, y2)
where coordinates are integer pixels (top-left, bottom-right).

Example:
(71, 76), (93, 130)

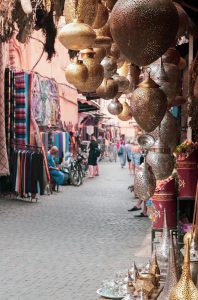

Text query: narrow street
(0, 162), (150, 300)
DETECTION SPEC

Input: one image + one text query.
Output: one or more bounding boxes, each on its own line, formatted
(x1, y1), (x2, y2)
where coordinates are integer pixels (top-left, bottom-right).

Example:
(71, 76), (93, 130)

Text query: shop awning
(78, 98), (100, 112)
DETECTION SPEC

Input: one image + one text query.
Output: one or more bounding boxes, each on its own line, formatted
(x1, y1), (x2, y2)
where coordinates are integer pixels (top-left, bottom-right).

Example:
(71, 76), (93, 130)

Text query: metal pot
(108, 98), (123, 115)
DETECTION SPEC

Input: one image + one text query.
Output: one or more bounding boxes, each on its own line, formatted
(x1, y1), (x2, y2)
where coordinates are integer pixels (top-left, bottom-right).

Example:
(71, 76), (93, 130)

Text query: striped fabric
(14, 72), (29, 145)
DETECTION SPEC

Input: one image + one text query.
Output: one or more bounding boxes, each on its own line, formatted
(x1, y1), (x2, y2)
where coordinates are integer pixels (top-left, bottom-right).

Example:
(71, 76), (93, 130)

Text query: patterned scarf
(0, 43), (9, 176)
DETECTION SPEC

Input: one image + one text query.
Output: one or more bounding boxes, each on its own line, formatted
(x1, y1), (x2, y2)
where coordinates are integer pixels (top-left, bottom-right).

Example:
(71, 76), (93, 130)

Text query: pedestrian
(88, 135), (100, 178)
(112, 140), (118, 162)
(118, 140), (126, 168)
(131, 142), (142, 173)
(47, 146), (69, 186)
(125, 140), (133, 174)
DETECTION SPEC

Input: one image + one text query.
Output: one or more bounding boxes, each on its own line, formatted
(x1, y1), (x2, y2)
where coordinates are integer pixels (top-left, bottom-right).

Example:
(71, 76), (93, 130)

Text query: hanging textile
(0, 43), (9, 176)
(14, 71), (30, 145)
(31, 74), (61, 127)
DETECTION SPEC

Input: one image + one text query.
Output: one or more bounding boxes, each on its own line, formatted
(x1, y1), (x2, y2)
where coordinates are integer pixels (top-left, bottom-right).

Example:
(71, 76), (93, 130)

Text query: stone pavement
(0, 161), (151, 300)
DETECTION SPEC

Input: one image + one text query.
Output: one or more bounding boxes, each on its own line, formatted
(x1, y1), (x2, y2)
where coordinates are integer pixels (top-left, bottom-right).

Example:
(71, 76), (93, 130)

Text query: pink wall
(8, 30), (78, 125)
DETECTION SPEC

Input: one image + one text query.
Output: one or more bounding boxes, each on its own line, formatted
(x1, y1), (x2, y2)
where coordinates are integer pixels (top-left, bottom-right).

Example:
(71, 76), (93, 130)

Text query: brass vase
(110, 0), (179, 66)
(77, 48), (104, 92)
(169, 240), (198, 300)
(65, 58), (88, 86)
(92, 0), (109, 29)
(96, 78), (118, 99)
(151, 111), (178, 153)
(134, 161), (156, 201)
(58, 21), (96, 51)
(113, 73), (130, 98)
(108, 98), (123, 115)
(64, 0), (98, 26)
(101, 56), (117, 78)
(158, 231), (178, 300)
(130, 73), (167, 132)
(146, 139), (174, 180)
(117, 101), (132, 121)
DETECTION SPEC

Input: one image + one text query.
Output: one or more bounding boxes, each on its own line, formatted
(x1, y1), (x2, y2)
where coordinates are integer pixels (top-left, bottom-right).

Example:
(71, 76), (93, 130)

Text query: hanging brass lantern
(162, 47), (181, 66)
(96, 78), (118, 99)
(65, 57), (88, 86)
(101, 56), (117, 78)
(76, 48), (104, 92)
(134, 161), (156, 201)
(158, 231), (179, 300)
(152, 58), (177, 105)
(151, 111), (178, 153)
(149, 61), (181, 97)
(146, 139), (174, 180)
(64, 0), (98, 26)
(93, 47), (106, 63)
(92, 0), (109, 29)
(117, 101), (132, 121)
(108, 98), (123, 115)
(130, 73), (167, 132)
(58, 21), (96, 51)
(113, 73), (130, 98)
(94, 21), (112, 49)
(169, 240), (198, 300)
(174, 2), (189, 39)
(110, 0), (179, 66)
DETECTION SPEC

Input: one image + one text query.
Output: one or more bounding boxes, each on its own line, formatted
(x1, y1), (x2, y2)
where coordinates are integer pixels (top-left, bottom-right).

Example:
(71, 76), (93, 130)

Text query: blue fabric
(47, 153), (65, 185)
(132, 152), (141, 165)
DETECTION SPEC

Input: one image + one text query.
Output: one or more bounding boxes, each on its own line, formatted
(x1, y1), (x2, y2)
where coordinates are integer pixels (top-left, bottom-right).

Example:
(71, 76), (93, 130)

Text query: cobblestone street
(0, 162), (151, 300)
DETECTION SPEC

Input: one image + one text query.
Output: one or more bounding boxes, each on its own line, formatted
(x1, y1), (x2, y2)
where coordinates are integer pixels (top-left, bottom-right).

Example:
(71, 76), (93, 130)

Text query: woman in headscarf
(118, 140), (126, 168)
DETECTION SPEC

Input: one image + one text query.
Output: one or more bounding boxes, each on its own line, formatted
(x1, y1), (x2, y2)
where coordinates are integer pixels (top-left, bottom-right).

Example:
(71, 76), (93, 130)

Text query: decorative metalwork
(130, 73), (167, 132)
(96, 77), (118, 100)
(169, 240), (198, 300)
(92, 0), (109, 29)
(151, 111), (178, 153)
(108, 98), (123, 115)
(109, 0), (179, 66)
(129, 261), (139, 282)
(125, 63), (141, 95)
(134, 161), (156, 201)
(137, 134), (155, 150)
(146, 138), (174, 180)
(118, 101), (132, 121)
(64, 0), (98, 25)
(65, 58), (88, 86)
(77, 48), (104, 92)
(58, 21), (96, 51)
(157, 210), (170, 271)
(101, 56), (117, 78)
(113, 73), (130, 98)
(158, 231), (178, 300)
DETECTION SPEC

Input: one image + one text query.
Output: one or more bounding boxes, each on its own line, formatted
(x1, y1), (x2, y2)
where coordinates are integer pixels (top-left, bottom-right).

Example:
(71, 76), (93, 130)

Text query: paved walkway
(0, 162), (151, 300)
